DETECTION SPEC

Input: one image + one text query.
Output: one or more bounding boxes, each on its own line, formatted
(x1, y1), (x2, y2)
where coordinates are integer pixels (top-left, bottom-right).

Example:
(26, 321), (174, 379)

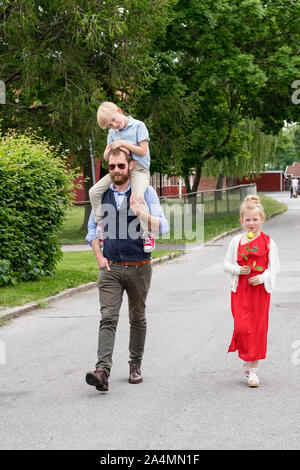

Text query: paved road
(1, 192), (300, 450)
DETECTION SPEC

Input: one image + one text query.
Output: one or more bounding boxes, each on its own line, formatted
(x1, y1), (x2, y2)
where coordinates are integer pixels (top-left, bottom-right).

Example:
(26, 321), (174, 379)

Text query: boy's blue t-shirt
(107, 116), (150, 170)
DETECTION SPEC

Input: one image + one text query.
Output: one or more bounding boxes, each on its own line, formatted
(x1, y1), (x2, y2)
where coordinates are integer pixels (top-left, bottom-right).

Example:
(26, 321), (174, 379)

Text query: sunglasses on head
(108, 163), (127, 171)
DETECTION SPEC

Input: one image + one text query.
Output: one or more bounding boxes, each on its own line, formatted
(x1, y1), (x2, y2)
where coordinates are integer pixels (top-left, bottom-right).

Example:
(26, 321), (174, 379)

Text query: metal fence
(74, 183), (257, 219)
(158, 183), (257, 220)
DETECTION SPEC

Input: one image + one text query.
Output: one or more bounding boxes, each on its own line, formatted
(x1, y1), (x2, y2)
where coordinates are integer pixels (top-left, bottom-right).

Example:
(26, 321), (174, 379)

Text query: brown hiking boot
(128, 363), (143, 384)
(86, 368), (109, 392)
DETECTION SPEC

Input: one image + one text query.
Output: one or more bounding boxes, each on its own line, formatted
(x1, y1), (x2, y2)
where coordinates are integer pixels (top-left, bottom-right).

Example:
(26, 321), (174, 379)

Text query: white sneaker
(248, 368), (259, 388)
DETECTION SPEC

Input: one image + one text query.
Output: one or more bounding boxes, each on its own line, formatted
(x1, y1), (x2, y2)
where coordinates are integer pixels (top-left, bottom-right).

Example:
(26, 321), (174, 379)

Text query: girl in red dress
(224, 195), (280, 387)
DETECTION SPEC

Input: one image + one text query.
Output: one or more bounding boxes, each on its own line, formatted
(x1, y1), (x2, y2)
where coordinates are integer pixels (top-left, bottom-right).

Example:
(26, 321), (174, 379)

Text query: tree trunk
(227, 175), (236, 187)
(216, 172), (224, 200)
(184, 166), (203, 222)
(184, 165), (203, 197)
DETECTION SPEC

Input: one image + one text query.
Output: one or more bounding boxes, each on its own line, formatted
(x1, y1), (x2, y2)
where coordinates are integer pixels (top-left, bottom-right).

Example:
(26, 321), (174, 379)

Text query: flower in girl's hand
(238, 232), (264, 275)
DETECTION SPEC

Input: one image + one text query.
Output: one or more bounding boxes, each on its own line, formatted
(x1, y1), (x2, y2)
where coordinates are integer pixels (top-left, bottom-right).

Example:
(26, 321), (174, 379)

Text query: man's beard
(110, 169), (130, 186)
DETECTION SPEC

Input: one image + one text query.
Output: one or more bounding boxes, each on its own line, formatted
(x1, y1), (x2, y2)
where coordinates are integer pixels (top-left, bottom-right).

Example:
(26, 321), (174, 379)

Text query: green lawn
(58, 205), (87, 244)
(0, 249), (182, 313)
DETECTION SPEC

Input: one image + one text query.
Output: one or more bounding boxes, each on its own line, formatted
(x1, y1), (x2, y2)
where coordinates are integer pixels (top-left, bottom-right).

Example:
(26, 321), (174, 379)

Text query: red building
(74, 160), (101, 203)
(236, 171), (285, 192)
(285, 162), (300, 178)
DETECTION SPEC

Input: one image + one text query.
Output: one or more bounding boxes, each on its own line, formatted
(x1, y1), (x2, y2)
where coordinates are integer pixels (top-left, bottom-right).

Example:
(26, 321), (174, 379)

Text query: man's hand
(130, 190), (144, 217)
(248, 275), (261, 286)
(240, 265), (251, 275)
(98, 256), (111, 271)
(91, 238), (111, 271)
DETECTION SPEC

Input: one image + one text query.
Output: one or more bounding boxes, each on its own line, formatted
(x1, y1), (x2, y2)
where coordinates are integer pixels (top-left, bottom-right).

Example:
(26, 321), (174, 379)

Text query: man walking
(85, 148), (169, 392)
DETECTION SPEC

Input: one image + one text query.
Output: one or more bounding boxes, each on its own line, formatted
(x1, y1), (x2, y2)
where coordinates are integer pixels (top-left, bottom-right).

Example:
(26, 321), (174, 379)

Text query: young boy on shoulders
(89, 101), (154, 252)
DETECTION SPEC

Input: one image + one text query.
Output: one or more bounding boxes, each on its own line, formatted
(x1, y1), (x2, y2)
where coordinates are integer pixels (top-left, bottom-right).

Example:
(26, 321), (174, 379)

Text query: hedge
(0, 131), (77, 285)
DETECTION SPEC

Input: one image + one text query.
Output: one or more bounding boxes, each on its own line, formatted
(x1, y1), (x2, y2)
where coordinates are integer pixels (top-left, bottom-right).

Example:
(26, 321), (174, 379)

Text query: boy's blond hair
(97, 102), (118, 129)
(240, 194), (265, 219)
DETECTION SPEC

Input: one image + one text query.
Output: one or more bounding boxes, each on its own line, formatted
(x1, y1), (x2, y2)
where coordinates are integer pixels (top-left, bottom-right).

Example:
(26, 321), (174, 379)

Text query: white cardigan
(223, 234), (280, 294)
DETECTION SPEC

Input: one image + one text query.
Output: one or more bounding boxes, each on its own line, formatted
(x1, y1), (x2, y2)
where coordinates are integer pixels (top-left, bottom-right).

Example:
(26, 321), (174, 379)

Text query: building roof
(285, 162), (300, 178)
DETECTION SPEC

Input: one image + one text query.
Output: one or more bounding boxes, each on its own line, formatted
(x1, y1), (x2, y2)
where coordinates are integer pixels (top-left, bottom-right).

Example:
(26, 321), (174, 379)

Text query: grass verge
(0, 249), (182, 316)
(203, 193), (287, 241)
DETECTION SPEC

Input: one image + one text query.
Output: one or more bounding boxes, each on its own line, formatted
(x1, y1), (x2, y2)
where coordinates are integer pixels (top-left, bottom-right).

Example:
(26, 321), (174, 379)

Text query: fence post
(214, 191), (217, 219)
(226, 189), (230, 215)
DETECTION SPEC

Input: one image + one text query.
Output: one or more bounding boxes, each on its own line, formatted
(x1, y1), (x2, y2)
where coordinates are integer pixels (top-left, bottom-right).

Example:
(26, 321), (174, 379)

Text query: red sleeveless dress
(228, 232), (271, 362)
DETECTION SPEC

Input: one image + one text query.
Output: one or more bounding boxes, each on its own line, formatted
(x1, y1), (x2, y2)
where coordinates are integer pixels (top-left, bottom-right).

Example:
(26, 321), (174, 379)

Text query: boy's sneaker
(96, 223), (105, 247)
(143, 231), (155, 253)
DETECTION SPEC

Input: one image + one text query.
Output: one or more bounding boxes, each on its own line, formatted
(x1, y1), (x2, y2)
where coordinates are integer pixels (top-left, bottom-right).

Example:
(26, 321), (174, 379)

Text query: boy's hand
(110, 140), (127, 150)
(104, 144), (112, 161)
(240, 265), (251, 275)
(118, 146), (130, 155)
(248, 276), (261, 286)
(130, 190), (144, 217)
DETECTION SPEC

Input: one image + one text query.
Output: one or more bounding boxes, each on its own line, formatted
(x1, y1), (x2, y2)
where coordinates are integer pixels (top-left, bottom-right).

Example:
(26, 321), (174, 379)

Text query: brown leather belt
(108, 259), (151, 267)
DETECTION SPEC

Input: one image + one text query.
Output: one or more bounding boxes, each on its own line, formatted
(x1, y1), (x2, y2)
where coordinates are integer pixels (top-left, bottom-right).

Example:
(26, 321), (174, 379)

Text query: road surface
(1, 192), (300, 450)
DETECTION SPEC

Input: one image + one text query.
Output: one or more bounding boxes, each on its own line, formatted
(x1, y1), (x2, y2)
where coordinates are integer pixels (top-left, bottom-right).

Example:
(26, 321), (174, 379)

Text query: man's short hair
(97, 102), (118, 128)
(107, 148), (132, 163)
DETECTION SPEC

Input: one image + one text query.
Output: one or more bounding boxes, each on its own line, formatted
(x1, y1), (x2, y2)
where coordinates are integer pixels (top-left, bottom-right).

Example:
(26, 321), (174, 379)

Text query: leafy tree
(0, 0), (173, 228)
(293, 126), (300, 161)
(143, 0), (300, 193)
(203, 119), (277, 180)
(268, 125), (299, 170)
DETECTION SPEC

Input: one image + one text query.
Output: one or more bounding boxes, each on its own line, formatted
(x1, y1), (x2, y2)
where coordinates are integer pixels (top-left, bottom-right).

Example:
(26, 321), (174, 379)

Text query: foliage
(0, 0), (174, 227)
(203, 119), (277, 178)
(0, 130), (76, 285)
(268, 124), (300, 170)
(1, 0), (300, 199)
(141, 0), (300, 189)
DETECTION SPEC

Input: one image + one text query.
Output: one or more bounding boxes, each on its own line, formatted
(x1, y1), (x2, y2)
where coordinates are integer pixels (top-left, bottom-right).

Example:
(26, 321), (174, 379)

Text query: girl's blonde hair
(240, 194), (265, 219)
(97, 102), (118, 129)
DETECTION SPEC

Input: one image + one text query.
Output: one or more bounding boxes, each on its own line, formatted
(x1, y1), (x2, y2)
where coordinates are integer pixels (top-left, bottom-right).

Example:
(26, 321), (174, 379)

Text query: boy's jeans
(95, 263), (152, 376)
(89, 163), (150, 232)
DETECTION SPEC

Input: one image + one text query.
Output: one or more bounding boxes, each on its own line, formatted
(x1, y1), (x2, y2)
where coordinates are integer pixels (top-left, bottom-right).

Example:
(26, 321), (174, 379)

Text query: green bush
(0, 131), (76, 284)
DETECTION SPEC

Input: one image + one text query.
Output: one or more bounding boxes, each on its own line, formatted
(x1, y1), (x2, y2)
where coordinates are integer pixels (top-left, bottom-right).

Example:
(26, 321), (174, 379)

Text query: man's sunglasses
(108, 163), (127, 171)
